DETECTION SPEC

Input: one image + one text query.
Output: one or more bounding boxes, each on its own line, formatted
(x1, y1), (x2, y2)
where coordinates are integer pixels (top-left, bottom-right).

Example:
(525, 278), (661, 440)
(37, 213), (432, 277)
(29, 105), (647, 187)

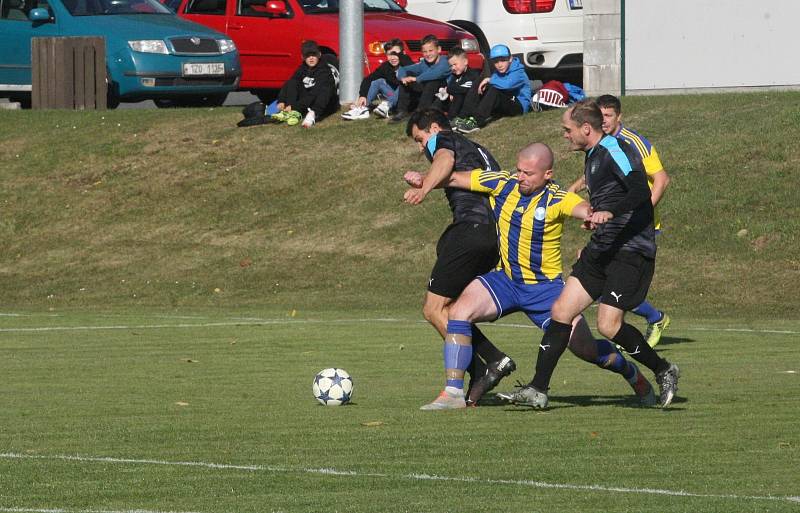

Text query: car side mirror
(28, 7), (51, 21)
(264, 0), (288, 16)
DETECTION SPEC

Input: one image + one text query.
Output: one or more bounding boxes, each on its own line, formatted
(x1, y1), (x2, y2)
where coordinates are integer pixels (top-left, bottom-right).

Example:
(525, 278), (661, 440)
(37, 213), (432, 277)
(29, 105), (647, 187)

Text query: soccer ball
(312, 368), (354, 406)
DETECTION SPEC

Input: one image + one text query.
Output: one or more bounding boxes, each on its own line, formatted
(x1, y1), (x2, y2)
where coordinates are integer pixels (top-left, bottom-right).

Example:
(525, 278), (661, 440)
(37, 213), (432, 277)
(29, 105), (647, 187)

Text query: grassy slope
(0, 92), (798, 318)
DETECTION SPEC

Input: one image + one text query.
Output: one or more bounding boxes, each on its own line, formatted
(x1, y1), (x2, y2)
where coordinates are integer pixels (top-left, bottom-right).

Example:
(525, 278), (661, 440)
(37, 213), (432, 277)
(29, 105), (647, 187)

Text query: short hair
(383, 38), (404, 53)
(567, 99), (603, 131)
(448, 47), (467, 59)
(596, 94), (622, 114)
(406, 108), (451, 137)
(421, 34), (440, 47)
(518, 142), (554, 171)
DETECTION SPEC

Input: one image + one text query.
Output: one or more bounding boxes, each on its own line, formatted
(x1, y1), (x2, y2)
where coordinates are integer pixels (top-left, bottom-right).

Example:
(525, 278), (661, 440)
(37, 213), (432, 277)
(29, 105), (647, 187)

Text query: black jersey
(584, 135), (656, 259)
(447, 68), (480, 96)
(424, 130), (498, 225)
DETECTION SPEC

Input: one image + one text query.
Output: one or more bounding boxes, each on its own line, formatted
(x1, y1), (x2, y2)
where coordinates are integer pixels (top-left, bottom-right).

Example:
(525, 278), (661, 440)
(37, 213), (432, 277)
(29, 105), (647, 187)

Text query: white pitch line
(0, 317), (798, 335)
(1, 453), (797, 505)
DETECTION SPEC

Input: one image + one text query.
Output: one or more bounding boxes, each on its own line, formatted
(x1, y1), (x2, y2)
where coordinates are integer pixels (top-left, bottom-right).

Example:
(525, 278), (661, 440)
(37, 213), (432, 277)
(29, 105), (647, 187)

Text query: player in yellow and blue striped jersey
(407, 142), (657, 410)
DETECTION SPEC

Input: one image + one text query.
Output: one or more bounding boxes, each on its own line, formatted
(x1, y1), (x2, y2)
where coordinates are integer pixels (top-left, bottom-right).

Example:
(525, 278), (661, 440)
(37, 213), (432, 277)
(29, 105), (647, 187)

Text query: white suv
(401, 0), (583, 79)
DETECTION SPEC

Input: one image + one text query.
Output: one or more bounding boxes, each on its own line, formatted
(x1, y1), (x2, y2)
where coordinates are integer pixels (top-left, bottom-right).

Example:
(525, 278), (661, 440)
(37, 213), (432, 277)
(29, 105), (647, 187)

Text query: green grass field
(1, 310), (798, 513)
(1, 92), (799, 512)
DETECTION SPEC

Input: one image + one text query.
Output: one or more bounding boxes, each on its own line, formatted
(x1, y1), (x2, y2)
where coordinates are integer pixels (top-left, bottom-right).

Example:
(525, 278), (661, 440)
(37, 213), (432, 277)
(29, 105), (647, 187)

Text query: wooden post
(31, 36), (107, 109)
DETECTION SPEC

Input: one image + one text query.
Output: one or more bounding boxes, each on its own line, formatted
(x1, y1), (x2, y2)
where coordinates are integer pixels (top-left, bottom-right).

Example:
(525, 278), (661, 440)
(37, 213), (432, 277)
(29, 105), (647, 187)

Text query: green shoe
(645, 313), (671, 348)
(286, 110), (302, 126)
(271, 110), (289, 123)
(458, 116), (480, 134)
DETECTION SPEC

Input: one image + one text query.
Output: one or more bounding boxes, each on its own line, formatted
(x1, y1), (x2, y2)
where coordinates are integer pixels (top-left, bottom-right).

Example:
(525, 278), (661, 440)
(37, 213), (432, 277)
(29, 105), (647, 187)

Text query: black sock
(611, 323), (668, 374)
(472, 325), (505, 363)
(530, 320), (572, 391)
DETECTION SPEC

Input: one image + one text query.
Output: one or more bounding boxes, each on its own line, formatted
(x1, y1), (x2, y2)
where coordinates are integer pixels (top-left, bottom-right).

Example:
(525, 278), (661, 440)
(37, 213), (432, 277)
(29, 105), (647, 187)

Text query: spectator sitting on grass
(389, 34), (450, 123)
(271, 40), (338, 128)
(454, 44), (532, 134)
(342, 38), (413, 120)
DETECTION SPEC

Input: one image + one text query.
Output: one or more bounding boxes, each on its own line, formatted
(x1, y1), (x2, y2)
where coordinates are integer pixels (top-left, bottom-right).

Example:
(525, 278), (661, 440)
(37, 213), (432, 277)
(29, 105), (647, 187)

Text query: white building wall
(625, 0), (800, 94)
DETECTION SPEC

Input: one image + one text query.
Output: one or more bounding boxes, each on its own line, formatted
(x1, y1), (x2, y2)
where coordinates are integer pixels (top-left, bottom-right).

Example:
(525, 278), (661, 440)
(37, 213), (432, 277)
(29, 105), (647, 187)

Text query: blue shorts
(477, 270), (564, 329)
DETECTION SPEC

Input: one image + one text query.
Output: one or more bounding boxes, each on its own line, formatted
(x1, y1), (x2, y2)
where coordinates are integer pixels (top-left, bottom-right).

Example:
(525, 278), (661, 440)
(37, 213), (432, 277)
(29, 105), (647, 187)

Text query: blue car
(0, 0), (241, 107)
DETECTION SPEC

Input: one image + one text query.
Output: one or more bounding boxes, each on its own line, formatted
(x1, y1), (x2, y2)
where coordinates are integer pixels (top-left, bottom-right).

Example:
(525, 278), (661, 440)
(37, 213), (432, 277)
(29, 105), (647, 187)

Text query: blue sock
(444, 320), (473, 390)
(632, 301), (662, 324)
(594, 339), (634, 380)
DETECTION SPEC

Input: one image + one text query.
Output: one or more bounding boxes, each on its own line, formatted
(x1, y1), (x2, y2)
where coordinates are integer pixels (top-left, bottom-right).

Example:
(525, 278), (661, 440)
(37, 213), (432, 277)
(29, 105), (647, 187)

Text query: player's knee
(422, 301), (445, 325)
(597, 317), (622, 339)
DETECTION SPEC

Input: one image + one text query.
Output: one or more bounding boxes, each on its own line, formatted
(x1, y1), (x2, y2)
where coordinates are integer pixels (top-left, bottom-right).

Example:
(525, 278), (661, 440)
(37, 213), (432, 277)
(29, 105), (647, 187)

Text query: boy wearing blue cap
(454, 44), (532, 133)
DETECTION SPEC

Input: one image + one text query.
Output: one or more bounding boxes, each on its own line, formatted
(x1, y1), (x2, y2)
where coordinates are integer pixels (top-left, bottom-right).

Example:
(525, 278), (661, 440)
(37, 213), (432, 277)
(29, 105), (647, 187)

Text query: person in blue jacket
(454, 44), (532, 133)
(389, 34), (451, 123)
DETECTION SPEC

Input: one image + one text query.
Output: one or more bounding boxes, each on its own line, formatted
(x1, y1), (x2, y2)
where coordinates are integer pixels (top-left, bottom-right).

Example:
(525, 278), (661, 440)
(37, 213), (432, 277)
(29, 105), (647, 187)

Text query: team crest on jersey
(534, 206), (546, 221)
(590, 162), (599, 175)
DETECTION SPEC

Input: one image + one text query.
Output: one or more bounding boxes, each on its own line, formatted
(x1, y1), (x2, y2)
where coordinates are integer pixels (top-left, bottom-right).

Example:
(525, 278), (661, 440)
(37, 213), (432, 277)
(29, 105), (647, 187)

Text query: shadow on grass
(476, 393), (688, 411)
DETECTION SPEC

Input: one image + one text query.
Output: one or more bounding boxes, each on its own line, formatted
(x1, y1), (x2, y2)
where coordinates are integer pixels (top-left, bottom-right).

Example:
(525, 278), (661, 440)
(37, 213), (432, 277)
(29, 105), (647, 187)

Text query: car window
(1, 0), (50, 20)
(237, 0), (291, 17)
(185, 0), (224, 14)
(299, 0), (400, 14)
(61, 0), (171, 15)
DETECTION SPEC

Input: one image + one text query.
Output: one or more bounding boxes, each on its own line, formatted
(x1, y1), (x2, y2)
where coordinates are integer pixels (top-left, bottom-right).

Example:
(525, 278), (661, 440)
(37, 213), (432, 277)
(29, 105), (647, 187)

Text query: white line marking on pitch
(0, 317), (798, 336)
(0, 453), (797, 505)
(0, 508), (204, 513)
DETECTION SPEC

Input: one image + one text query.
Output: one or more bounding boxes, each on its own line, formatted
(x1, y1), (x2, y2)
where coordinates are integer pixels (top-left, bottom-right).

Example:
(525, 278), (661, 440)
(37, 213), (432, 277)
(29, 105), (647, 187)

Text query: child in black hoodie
(342, 38), (413, 120)
(272, 40), (338, 128)
(433, 47), (482, 122)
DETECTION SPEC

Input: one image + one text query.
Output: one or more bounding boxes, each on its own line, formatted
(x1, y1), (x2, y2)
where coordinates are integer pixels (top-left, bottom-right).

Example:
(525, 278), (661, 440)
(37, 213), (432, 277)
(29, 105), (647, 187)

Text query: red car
(168, 0), (484, 99)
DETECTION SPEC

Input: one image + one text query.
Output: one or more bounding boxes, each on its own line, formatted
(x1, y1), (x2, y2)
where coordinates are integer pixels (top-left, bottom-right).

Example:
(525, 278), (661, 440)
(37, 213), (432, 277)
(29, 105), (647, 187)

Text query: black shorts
(570, 249), (654, 311)
(429, 221), (498, 299)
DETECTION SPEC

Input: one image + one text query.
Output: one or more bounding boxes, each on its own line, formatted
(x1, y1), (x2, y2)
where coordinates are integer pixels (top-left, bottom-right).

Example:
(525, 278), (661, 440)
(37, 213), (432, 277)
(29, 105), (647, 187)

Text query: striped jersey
(615, 124), (665, 230)
(469, 170), (584, 284)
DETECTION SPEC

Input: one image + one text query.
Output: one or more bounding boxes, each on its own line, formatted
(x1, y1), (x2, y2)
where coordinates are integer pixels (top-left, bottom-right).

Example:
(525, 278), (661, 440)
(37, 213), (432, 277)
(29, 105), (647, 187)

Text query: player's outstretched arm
(403, 149), (455, 205)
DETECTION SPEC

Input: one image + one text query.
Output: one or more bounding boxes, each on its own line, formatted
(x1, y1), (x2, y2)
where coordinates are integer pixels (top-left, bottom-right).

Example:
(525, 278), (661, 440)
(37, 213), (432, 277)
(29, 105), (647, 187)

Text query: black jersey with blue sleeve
(424, 131), (498, 225)
(584, 135), (656, 259)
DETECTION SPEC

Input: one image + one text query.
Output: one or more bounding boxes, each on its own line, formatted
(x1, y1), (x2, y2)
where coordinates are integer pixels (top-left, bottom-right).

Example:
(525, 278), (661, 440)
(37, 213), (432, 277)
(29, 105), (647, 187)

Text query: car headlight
(366, 41), (384, 56)
(128, 40), (169, 54)
(218, 39), (237, 54)
(460, 38), (480, 52)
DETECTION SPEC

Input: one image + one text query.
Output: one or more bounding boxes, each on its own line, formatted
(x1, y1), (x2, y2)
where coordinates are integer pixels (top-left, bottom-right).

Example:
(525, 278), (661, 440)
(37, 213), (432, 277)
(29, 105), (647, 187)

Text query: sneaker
(420, 390), (467, 410)
(388, 111), (409, 124)
(645, 313), (671, 348)
(655, 362), (680, 408)
(342, 106), (369, 120)
(497, 383), (548, 409)
(301, 110), (316, 128)
(373, 100), (391, 118)
(286, 110), (302, 126)
(627, 363), (657, 407)
(466, 356), (516, 406)
(457, 116), (480, 134)
(270, 110), (290, 123)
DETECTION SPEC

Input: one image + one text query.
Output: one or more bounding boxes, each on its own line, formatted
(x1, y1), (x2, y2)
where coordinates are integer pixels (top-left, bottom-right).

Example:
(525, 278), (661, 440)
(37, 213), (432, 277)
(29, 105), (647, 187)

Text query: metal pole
(620, 0), (625, 96)
(339, 0), (364, 106)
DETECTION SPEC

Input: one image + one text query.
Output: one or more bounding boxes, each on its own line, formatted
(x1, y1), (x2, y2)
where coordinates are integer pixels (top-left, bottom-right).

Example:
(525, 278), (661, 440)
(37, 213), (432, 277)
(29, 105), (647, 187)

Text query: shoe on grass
(420, 390), (466, 410)
(627, 362), (657, 407)
(466, 356), (516, 406)
(286, 110), (302, 126)
(645, 313), (671, 348)
(655, 362), (680, 408)
(497, 383), (548, 409)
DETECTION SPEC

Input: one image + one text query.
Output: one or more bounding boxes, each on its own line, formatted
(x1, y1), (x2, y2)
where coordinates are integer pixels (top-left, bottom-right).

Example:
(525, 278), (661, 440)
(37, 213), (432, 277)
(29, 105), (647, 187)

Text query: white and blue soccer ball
(312, 368), (354, 406)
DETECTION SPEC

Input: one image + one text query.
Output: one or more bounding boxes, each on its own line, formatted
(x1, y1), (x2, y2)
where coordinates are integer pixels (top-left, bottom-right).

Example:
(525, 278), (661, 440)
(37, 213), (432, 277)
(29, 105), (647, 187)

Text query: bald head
(515, 142), (555, 196)
(518, 142), (554, 171)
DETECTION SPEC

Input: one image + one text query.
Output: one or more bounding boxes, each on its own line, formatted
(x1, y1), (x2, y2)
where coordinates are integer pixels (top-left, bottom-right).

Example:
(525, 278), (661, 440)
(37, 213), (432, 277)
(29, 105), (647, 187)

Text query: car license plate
(568, 0), (582, 8)
(182, 63), (225, 76)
